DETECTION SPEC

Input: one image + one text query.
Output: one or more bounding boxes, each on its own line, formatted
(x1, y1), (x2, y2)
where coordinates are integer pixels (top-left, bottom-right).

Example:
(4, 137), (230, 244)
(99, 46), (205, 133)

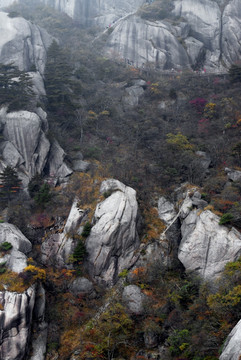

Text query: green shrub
(118, 269), (129, 278)
(219, 213), (233, 225)
(73, 238), (87, 262)
(81, 222), (92, 238)
(0, 242), (13, 251)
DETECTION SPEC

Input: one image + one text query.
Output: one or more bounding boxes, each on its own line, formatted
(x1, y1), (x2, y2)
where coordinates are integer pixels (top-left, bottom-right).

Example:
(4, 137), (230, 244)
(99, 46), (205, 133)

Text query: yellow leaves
(204, 102), (217, 119)
(99, 110), (110, 116)
(88, 110), (98, 119)
(23, 265), (46, 282)
(207, 285), (241, 309)
(150, 82), (161, 95)
(166, 132), (195, 151)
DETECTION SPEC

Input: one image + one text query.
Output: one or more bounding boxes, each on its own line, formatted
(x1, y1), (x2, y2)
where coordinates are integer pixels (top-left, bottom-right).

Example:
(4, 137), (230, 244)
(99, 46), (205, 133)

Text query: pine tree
(44, 40), (74, 113)
(0, 166), (21, 202)
(0, 63), (33, 111)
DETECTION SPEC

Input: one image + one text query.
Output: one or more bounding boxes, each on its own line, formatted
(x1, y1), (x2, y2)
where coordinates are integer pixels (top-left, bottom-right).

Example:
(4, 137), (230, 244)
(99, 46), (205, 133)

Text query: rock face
(219, 319), (241, 360)
(1, 0), (241, 70)
(41, 198), (87, 267)
(0, 11), (52, 75)
(85, 179), (140, 286)
(0, 285), (36, 360)
(178, 209), (241, 281)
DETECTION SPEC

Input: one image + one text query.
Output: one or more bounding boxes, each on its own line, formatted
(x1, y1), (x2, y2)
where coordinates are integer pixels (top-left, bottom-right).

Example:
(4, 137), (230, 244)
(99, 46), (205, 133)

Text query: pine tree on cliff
(0, 166), (21, 202)
(44, 40), (75, 113)
(0, 63), (33, 111)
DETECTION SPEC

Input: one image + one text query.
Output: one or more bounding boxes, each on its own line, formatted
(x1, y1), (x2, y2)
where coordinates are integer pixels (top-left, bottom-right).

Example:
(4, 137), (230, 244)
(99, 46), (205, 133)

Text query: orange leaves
(143, 207), (165, 241)
(132, 266), (146, 277)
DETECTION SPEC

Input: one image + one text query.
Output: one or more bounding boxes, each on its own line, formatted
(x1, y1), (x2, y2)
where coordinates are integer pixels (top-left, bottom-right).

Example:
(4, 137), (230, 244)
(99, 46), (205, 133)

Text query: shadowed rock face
(86, 179), (140, 287)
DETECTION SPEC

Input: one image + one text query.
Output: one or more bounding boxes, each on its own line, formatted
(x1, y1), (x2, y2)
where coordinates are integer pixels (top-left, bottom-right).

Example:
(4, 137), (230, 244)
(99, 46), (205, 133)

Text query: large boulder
(0, 107), (72, 186)
(219, 319), (241, 360)
(1, 109), (50, 180)
(178, 210), (241, 280)
(85, 179), (140, 286)
(0, 11), (52, 75)
(122, 285), (146, 315)
(0, 222), (32, 273)
(70, 277), (95, 298)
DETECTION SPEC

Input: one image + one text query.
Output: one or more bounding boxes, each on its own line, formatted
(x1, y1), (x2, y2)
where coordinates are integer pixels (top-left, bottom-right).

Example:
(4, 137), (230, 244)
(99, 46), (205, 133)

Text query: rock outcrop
(0, 11), (52, 75)
(219, 319), (241, 360)
(85, 179), (140, 286)
(157, 188), (241, 282)
(0, 286), (36, 360)
(178, 209), (241, 281)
